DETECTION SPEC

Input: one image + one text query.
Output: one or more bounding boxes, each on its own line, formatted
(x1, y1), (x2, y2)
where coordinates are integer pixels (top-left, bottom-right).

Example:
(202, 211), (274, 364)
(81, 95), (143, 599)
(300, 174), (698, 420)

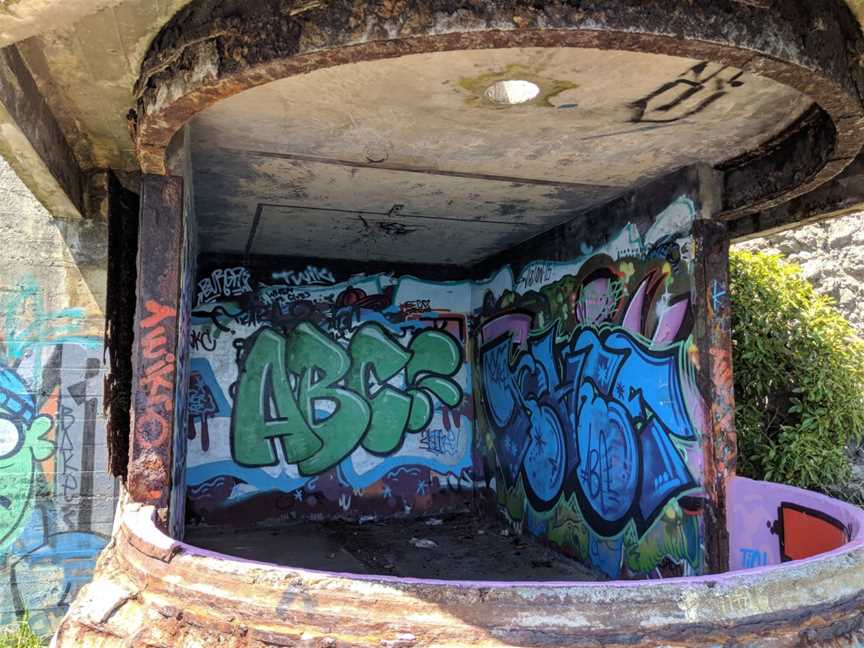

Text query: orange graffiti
(38, 386), (60, 476)
(136, 300), (177, 449)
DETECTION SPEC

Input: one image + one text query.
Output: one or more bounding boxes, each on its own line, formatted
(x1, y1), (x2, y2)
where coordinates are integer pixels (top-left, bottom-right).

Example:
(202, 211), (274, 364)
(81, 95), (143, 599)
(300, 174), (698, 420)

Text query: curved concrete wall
(728, 477), (863, 570)
(52, 476), (864, 647)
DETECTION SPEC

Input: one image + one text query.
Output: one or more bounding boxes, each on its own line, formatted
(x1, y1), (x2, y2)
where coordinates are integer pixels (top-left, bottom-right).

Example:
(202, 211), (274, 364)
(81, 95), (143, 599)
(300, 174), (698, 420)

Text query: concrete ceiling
(0, 0), (857, 175)
(191, 47), (810, 265)
(0, 0), (860, 249)
(12, 0), (192, 170)
(0, 0), (130, 48)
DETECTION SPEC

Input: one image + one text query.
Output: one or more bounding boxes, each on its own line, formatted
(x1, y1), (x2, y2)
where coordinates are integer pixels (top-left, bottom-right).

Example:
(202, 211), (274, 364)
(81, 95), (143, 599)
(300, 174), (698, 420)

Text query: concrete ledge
(0, 45), (83, 220)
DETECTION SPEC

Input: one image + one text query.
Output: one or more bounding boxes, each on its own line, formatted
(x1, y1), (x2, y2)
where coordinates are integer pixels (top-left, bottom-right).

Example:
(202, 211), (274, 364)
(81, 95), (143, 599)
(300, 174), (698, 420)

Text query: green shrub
(0, 616), (44, 648)
(729, 250), (864, 490)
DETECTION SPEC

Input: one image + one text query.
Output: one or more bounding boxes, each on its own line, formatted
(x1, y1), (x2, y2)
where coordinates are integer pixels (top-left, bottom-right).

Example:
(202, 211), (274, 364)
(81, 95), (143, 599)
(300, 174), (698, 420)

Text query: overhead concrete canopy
(0, 0), (863, 238)
(4, 0), (864, 172)
(0, 0), (861, 173)
(191, 48), (812, 264)
(10, 0), (192, 170)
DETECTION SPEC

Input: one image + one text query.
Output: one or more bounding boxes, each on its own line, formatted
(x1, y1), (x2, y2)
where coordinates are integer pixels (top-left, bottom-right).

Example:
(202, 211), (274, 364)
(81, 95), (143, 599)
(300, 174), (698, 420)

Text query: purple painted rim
(138, 476), (864, 590)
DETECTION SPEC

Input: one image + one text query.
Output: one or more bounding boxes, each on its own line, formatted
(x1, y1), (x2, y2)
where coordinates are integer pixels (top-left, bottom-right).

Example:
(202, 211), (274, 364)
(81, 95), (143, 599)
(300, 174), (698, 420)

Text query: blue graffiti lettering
(480, 324), (698, 537)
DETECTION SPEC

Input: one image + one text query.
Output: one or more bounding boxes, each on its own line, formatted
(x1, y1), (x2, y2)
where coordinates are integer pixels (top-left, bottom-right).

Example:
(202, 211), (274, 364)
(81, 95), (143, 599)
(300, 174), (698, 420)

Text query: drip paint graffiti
(187, 360), (229, 453)
(0, 278), (113, 634)
(232, 323), (463, 474)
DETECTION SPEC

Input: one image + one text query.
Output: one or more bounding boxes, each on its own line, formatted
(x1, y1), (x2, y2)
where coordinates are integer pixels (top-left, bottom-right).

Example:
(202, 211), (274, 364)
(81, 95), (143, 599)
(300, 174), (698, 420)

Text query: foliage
(0, 617), (44, 648)
(729, 250), (864, 490)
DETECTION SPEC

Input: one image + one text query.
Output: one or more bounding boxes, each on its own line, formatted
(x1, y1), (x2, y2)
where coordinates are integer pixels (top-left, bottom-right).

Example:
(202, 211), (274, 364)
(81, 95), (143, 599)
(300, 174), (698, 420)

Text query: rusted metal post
(127, 174), (184, 529)
(693, 217), (737, 574)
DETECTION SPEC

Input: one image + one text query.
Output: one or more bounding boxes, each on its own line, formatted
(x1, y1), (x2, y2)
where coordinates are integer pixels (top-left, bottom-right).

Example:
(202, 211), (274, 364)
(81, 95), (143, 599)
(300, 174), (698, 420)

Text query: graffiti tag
(231, 322), (464, 475)
(629, 62), (744, 124)
(197, 267), (252, 305)
(273, 265), (336, 287)
(137, 300), (177, 449)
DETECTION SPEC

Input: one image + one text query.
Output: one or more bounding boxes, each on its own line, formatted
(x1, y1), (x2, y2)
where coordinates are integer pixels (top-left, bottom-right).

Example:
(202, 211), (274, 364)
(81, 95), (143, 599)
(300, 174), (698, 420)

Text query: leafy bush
(0, 617), (44, 648)
(729, 250), (864, 490)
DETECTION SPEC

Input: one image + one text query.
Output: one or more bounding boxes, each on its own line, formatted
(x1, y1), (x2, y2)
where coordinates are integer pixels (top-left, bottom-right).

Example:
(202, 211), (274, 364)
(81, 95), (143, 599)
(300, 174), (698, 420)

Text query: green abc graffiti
(231, 322), (463, 474)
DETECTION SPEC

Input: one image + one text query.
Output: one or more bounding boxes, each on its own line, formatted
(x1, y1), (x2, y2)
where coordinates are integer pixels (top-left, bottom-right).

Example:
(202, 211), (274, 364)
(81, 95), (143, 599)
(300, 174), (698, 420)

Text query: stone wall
(0, 158), (115, 635)
(735, 213), (864, 336)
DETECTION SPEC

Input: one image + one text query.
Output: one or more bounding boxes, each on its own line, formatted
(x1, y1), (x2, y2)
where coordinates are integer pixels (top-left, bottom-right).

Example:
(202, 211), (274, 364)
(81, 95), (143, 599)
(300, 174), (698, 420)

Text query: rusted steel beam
(718, 104), (837, 217)
(729, 154), (864, 241)
(127, 174), (184, 528)
(692, 218), (737, 575)
(105, 170), (140, 481)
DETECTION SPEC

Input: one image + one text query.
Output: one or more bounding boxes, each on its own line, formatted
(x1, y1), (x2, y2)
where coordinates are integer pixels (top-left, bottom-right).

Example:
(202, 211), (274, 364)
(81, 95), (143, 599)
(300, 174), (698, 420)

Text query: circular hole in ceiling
(484, 79), (540, 105)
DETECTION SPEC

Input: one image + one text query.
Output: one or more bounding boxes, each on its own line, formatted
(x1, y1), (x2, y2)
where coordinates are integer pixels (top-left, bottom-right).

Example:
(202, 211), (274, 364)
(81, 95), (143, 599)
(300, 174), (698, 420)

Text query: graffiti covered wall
(186, 264), (476, 524)
(0, 160), (115, 634)
(186, 171), (720, 579)
(474, 195), (708, 579)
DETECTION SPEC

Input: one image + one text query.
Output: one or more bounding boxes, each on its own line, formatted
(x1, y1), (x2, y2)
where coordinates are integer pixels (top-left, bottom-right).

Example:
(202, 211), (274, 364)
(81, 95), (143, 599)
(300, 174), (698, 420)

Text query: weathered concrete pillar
(127, 175), (184, 529)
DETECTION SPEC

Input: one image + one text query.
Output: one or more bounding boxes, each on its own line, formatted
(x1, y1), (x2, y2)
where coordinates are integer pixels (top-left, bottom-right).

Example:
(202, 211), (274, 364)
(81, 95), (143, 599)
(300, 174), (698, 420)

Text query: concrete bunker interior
(26, 0), (864, 644)
(184, 164), (709, 582)
(165, 44), (860, 583)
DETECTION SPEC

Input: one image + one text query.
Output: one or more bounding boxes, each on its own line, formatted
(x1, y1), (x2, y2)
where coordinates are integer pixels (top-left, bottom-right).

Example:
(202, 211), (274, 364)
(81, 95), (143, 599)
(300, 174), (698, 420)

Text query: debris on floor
(186, 511), (605, 581)
(409, 537), (438, 549)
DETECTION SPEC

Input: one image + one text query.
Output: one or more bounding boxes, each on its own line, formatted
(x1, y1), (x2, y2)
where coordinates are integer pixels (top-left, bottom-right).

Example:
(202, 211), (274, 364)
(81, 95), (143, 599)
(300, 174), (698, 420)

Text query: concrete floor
(185, 511), (603, 581)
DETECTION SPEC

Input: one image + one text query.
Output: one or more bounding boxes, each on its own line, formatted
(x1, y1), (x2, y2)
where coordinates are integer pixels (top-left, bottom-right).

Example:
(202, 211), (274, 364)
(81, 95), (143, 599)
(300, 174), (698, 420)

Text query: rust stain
(127, 176), (184, 524)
